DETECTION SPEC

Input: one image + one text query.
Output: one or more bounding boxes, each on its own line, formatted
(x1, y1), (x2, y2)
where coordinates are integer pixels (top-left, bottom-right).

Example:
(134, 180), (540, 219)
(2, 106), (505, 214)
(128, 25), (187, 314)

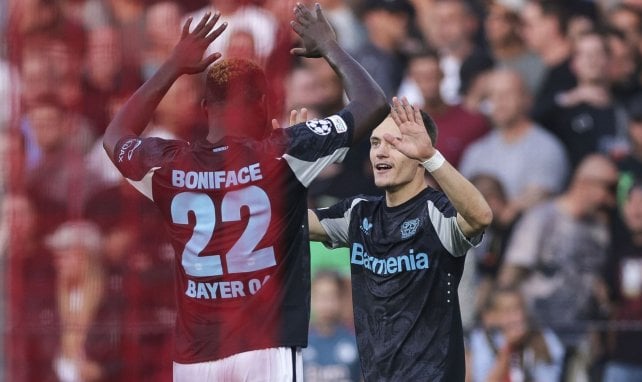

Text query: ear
(201, 98), (207, 110)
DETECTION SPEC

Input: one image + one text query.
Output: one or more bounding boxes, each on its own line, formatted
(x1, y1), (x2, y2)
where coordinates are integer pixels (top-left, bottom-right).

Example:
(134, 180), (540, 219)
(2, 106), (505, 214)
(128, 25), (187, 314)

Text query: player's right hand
(271, 108), (309, 130)
(168, 12), (227, 75)
(290, 3), (337, 58)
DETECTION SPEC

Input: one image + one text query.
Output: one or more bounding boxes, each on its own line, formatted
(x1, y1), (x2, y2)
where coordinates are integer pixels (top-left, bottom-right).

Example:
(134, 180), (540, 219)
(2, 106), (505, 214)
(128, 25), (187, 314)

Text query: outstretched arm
(290, 3), (389, 143)
(308, 210), (329, 242)
(103, 12), (227, 162)
(384, 97), (493, 238)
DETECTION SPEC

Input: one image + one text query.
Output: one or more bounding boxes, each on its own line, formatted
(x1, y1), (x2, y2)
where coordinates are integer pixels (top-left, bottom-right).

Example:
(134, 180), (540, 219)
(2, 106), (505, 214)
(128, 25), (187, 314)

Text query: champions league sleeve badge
(306, 118), (334, 135)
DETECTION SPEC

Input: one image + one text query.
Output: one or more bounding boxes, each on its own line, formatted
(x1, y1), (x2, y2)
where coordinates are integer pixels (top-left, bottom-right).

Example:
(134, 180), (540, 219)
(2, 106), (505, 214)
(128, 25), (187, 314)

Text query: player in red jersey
(103, 3), (388, 381)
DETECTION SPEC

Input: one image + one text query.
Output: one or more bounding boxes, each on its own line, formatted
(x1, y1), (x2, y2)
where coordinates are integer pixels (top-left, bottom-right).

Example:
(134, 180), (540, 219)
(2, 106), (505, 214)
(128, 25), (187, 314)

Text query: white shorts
(173, 347), (303, 382)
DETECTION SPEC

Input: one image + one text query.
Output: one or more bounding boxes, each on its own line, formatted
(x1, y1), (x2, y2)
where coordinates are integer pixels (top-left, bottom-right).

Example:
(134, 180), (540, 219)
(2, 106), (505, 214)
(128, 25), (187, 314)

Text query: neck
(369, 29), (396, 52)
(556, 192), (586, 219)
(491, 40), (526, 60)
(423, 97), (448, 115)
(313, 321), (337, 337)
(540, 39), (570, 66)
(206, 126), (225, 144)
(385, 174), (427, 207)
(499, 118), (531, 142)
(442, 40), (473, 61)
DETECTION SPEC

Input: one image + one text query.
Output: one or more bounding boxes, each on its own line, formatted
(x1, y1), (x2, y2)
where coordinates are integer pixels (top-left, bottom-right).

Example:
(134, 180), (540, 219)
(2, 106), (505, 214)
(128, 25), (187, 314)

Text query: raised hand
(290, 3), (337, 58)
(383, 97), (436, 162)
(168, 12), (228, 74)
(271, 108), (309, 130)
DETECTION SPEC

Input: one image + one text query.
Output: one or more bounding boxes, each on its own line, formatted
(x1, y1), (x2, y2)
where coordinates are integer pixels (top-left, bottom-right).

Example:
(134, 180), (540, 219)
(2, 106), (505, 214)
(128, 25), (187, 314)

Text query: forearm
(430, 158), (493, 237)
(321, 41), (389, 142)
(103, 60), (181, 161)
(308, 210), (329, 242)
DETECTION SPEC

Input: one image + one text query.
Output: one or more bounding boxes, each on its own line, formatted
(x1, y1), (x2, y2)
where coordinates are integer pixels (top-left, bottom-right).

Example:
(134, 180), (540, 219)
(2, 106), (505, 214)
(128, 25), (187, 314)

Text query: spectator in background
(603, 180), (642, 382)
(429, 0), (491, 106)
(606, 27), (642, 106)
(521, 0), (576, 129)
(185, 0), (277, 67)
(353, 0), (414, 99)
(460, 69), (569, 228)
(83, 26), (141, 136)
(566, 0), (600, 43)
(7, 0), (86, 62)
(460, 174), (514, 328)
(83, 178), (175, 381)
(18, 38), (54, 109)
(22, 96), (94, 227)
(303, 270), (360, 382)
(457, 48), (495, 116)
(284, 64), (325, 119)
(46, 221), (106, 382)
(607, 3), (642, 53)
(2, 194), (58, 382)
(406, 50), (490, 168)
(82, 0), (146, 73)
(499, 154), (617, 382)
(467, 287), (565, 382)
(484, 0), (545, 95)
(617, 98), (642, 186)
(318, 0), (367, 53)
(550, 31), (628, 168)
(141, 2), (182, 81)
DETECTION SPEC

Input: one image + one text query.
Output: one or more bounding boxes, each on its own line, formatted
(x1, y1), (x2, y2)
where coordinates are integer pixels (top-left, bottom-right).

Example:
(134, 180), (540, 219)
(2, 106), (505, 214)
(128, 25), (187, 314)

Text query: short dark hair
(531, 0), (571, 35)
(205, 58), (267, 105)
(420, 109), (438, 146)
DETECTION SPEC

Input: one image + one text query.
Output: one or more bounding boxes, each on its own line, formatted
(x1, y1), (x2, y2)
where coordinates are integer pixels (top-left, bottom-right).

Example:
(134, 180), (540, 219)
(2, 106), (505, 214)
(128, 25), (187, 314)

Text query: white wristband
(421, 150), (445, 173)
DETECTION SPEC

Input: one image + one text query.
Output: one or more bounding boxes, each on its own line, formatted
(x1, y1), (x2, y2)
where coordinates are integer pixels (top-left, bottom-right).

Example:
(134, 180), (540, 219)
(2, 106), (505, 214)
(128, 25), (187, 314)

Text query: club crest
(401, 218), (420, 239)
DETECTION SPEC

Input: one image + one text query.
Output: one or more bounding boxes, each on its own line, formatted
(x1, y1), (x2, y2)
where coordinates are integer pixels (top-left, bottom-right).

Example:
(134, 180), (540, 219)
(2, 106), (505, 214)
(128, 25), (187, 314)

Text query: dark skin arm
(103, 12), (227, 162)
(290, 3), (389, 143)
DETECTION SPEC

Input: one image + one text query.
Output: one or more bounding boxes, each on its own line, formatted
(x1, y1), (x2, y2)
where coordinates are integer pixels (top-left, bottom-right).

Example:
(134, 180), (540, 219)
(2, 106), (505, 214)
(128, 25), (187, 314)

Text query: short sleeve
(313, 196), (365, 249)
(426, 191), (483, 257)
(282, 109), (355, 187)
(112, 136), (187, 181)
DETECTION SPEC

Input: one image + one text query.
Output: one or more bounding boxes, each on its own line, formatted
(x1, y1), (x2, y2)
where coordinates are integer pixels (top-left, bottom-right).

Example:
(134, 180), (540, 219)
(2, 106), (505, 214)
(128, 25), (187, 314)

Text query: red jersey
(112, 112), (353, 363)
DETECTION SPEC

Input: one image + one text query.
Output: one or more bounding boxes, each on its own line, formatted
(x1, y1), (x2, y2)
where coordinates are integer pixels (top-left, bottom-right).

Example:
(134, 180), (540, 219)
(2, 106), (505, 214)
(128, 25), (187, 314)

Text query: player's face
(370, 118), (423, 191)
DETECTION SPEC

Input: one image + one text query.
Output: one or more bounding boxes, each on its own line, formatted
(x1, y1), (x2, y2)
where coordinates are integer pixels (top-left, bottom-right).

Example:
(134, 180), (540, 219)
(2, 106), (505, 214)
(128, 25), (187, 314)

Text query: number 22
(170, 186), (276, 277)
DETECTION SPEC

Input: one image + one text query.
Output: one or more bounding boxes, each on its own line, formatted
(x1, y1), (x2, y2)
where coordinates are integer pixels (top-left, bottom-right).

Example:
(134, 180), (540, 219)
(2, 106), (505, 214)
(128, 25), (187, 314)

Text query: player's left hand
(384, 97), (436, 162)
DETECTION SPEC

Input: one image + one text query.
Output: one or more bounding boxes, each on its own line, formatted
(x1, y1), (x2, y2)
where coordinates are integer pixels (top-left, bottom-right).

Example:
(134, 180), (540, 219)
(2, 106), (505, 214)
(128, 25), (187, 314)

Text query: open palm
(383, 97), (435, 162)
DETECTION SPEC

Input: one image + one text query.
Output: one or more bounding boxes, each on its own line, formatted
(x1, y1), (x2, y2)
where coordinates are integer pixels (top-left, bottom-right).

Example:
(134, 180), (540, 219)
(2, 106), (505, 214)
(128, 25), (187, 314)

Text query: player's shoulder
(421, 187), (457, 216)
(345, 194), (382, 210)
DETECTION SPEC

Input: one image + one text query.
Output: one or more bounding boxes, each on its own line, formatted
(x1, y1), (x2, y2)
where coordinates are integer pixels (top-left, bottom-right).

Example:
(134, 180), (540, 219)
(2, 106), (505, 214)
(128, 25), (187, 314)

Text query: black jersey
(112, 111), (353, 363)
(314, 188), (481, 381)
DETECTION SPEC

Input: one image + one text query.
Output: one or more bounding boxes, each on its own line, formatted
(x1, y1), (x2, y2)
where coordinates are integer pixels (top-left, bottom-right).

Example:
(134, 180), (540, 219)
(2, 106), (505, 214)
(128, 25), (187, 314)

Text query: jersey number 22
(170, 186), (276, 277)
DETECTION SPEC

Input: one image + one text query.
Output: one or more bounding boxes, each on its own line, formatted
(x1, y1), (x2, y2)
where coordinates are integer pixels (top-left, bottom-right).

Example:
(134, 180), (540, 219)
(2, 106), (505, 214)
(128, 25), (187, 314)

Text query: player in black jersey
(308, 97), (493, 381)
(103, 3), (389, 381)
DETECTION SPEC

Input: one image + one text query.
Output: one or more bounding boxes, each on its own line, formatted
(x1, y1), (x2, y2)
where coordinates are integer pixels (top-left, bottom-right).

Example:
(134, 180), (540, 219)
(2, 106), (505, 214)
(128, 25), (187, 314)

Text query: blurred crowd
(2, 0), (642, 381)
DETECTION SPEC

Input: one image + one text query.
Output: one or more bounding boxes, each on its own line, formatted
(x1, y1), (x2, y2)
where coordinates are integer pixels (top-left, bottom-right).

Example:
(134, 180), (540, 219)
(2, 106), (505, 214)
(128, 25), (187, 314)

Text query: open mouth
(375, 163), (392, 171)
